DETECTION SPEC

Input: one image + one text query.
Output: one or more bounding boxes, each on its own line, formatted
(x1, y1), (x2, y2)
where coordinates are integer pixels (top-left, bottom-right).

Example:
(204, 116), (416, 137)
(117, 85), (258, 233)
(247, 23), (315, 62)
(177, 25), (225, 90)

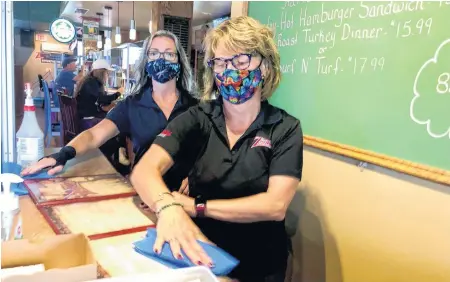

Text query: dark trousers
(230, 237), (292, 282)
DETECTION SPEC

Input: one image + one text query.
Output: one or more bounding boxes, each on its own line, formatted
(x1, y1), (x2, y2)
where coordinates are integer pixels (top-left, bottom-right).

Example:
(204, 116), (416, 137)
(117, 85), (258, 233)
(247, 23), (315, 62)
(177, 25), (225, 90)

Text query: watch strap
(195, 195), (206, 218)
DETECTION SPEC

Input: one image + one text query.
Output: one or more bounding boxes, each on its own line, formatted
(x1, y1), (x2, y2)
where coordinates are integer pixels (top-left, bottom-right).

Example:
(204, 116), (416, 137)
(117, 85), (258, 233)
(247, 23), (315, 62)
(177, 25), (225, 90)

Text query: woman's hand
(178, 177), (189, 195)
(21, 157), (63, 176)
(153, 203), (213, 267)
(101, 103), (115, 112)
(171, 191), (196, 217)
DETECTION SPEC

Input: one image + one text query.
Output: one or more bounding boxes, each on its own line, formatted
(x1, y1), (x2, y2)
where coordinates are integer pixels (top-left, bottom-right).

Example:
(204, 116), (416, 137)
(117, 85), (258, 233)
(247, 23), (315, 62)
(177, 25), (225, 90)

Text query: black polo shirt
(106, 83), (198, 190)
(153, 99), (303, 279)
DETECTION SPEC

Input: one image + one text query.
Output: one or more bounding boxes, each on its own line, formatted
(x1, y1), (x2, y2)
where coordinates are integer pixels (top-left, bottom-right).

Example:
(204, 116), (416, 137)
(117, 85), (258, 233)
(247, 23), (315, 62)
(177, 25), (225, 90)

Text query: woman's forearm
(130, 145), (182, 212)
(130, 166), (174, 210)
(97, 93), (118, 104)
(66, 120), (119, 155)
(130, 145), (177, 210)
(66, 129), (100, 155)
(180, 193), (286, 223)
(206, 193), (286, 223)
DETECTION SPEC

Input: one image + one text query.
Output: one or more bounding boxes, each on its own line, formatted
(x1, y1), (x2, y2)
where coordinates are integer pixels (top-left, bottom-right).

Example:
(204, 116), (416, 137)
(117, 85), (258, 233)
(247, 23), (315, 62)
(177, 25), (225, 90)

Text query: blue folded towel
(1, 162), (60, 196)
(133, 228), (239, 276)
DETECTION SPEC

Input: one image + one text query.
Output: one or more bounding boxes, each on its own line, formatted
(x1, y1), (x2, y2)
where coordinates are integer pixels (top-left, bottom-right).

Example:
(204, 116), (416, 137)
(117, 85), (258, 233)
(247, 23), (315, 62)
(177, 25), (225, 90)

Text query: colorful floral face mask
(214, 68), (263, 104)
(146, 58), (180, 84)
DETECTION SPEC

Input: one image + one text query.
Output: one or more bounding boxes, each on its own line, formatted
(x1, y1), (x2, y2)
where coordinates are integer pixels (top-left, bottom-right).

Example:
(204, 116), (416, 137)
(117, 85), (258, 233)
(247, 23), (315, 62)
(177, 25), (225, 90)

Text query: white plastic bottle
(0, 173), (24, 241)
(16, 83), (45, 168)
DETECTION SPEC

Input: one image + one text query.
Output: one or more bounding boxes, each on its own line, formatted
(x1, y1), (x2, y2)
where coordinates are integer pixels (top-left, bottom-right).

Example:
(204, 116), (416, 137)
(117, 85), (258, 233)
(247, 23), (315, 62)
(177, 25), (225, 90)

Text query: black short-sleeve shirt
(106, 83), (198, 190)
(153, 99), (303, 278)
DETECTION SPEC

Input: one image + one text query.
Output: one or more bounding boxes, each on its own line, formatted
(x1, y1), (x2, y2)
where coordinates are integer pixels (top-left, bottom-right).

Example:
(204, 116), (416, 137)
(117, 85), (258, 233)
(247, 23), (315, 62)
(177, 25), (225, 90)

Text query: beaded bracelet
(150, 192), (174, 212)
(158, 192), (173, 199)
(156, 202), (183, 217)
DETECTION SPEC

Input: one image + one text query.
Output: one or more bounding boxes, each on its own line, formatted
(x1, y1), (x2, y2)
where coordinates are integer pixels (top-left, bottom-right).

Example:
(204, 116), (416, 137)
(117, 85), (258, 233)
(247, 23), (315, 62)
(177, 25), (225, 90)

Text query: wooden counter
(20, 148), (160, 277)
(21, 196), (55, 241)
(21, 148), (117, 241)
(43, 148), (117, 178)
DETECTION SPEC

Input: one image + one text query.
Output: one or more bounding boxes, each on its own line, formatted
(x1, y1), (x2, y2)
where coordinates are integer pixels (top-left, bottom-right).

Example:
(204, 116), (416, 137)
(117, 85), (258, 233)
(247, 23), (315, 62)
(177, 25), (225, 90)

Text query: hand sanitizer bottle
(16, 83), (45, 168)
(0, 173), (24, 241)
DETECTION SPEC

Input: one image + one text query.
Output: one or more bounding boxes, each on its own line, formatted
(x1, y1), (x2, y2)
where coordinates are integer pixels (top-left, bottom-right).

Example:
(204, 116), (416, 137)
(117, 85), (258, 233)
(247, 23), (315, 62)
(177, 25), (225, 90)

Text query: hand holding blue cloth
(134, 228), (239, 276)
(1, 162), (61, 196)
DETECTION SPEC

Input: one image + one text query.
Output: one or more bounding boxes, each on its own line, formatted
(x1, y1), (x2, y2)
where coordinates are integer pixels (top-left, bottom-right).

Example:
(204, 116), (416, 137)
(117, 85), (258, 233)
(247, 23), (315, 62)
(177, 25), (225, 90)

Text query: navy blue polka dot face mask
(146, 58), (181, 84)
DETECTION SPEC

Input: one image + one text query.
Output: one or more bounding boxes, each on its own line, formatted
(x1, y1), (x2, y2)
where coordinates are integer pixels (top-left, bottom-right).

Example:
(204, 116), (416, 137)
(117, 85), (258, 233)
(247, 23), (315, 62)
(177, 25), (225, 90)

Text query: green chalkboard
(248, 1), (450, 171)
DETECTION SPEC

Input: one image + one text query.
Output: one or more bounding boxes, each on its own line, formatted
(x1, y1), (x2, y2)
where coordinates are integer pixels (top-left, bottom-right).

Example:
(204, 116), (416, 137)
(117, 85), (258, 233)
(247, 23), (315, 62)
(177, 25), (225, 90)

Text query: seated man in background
(55, 56), (78, 96)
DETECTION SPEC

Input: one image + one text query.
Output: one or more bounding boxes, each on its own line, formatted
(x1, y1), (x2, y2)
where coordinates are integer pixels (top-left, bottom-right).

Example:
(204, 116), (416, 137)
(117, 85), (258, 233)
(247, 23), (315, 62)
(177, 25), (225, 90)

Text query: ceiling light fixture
(77, 40), (84, 57)
(104, 6), (112, 50)
(97, 34), (103, 49)
(148, 5), (153, 35)
(96, 12), (103, 49)
(115, 1), (121, 44)
(129, 1), (136, 40)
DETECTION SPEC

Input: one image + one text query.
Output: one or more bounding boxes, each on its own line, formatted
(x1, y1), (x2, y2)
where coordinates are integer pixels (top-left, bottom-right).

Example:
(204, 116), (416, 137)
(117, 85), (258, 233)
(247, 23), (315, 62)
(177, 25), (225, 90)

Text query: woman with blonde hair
(22, 31), (198, 195)
(131, 17), (303, 281)
(75, 59), (119, 128)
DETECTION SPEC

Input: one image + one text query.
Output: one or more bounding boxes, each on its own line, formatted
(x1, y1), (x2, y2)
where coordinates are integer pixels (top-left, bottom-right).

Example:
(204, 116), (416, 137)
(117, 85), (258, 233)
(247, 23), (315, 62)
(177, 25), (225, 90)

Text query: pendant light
(104, 6), (112, 50)
(97, 35), (103, 49)
(129, 1), (136, 40)
(105, 32), (111, 49)
(77, 40), (84, 56)
(96, 13), (103, 49)
(115, 1), (121, 44)
(148, 5), (153, 35)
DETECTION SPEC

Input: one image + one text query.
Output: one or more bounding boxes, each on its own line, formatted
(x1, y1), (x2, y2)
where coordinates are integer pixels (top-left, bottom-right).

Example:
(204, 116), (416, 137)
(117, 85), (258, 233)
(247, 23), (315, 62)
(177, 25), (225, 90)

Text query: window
(163, 15), (190, 57)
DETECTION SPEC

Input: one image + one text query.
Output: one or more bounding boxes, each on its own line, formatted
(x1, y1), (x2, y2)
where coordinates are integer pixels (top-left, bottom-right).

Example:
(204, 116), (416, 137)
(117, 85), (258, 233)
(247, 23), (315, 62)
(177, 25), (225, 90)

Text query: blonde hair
(130, 30), (197, 97)
(75, 69), (108, 97)
(202, 16), (281, 101)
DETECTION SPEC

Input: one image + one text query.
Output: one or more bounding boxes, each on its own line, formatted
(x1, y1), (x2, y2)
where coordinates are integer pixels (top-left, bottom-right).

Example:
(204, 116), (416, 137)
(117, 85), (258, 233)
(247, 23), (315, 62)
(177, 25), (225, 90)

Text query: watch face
(196, 203), (206, 217)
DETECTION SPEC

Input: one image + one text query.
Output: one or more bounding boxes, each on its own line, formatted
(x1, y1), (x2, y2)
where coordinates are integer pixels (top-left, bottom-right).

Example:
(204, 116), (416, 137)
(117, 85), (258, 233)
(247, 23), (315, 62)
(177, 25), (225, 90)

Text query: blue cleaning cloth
(134, 247), (183, 269)
(1, 162), (60, 196)
(133, 228), (239, 276)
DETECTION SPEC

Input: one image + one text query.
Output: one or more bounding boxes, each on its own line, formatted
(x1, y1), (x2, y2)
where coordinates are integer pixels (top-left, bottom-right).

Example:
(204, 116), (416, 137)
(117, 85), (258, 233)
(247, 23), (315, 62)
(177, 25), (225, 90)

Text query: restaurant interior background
(1, 1), (449, 282)
(7, 1), (231, 130)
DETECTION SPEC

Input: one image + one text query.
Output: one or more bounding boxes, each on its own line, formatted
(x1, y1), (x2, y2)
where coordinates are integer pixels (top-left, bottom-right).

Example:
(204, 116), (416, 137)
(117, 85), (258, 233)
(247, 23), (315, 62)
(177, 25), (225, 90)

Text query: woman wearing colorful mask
(22, 30), (197, 194)
(130, 17), (303, 282)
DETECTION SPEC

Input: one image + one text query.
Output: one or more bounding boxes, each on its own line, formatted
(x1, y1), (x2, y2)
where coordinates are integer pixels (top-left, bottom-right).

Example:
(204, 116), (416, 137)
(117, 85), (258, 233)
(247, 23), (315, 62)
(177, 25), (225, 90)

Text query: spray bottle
(16, 82), (44, 168)
(0, 173), (24, 241)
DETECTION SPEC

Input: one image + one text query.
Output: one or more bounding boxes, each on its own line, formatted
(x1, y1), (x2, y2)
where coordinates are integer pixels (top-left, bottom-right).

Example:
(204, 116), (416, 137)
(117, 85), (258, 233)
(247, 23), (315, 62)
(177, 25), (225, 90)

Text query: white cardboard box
(87, 266), (219, 282)
(1, 234), (97, 282)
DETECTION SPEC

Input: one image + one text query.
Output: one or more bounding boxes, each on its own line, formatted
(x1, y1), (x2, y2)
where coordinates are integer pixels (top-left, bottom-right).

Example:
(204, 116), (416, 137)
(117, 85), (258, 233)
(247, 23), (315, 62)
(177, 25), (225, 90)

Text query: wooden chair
(33, 74), (45, 108)
(42, 80), (62, 147)
(57, 92), (80, 145)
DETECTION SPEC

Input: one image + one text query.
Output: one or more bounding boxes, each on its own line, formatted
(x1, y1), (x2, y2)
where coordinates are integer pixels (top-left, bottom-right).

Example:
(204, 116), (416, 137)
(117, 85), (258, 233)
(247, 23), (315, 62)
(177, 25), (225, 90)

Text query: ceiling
(59, 1), (231, 32)
(60, 1), (152, 31)
(13, 1), (63, 31)
(192, 1), (231, 26)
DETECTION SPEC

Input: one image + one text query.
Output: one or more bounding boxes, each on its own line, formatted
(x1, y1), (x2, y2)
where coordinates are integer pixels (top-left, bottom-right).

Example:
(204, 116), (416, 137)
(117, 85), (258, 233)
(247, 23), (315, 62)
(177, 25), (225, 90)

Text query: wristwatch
(195, 195), (207, 218)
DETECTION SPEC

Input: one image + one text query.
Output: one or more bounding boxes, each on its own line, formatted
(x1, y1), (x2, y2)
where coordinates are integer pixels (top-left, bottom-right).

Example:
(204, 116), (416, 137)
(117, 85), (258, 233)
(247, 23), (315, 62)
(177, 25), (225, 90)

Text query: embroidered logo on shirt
(251, 136), (272, 149)
(158, 129), (172, 138)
